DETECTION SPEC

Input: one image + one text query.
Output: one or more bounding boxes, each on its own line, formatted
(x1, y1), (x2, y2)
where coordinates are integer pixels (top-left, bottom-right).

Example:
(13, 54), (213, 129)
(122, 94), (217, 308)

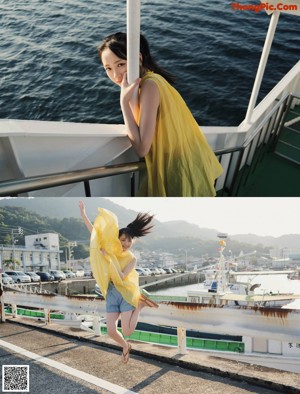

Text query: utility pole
(11, 227), (23, 269)
(67, 242), (77, 270)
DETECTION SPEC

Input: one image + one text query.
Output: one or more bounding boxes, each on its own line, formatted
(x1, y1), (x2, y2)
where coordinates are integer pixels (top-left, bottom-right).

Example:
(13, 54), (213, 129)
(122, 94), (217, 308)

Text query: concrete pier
(1, 316), (299, 394)
(24, 273), (204, 296)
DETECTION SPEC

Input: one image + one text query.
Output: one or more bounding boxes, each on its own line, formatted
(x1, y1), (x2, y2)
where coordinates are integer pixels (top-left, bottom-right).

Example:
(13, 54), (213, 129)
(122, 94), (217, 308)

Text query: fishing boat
(187, 234), (300, 308)
(0, 1), (299, 197)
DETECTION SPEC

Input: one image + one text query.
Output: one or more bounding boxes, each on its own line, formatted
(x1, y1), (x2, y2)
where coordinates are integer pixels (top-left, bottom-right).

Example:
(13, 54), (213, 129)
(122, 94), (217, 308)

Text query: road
(1, 320), (298, 394)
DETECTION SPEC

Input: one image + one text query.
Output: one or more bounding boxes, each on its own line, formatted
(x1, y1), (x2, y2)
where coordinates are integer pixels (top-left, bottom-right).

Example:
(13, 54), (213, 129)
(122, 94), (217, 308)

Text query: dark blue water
(0, 0), (299, 126)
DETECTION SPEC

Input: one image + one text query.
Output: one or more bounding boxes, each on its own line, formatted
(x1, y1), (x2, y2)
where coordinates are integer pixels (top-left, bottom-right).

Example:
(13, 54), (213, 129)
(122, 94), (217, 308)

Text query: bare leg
(106, 312), (128, 352)
(120, 300), (148, 337)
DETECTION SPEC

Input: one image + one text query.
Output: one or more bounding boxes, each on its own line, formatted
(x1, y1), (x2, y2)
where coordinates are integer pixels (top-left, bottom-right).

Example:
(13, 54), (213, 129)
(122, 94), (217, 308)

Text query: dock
(1, 316), (299, 394)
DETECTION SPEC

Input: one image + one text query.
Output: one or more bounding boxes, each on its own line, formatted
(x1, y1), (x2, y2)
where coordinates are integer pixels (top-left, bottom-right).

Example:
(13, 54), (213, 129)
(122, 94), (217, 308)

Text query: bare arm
(121, 74), (160, 158)
(79, 200), (93, 233)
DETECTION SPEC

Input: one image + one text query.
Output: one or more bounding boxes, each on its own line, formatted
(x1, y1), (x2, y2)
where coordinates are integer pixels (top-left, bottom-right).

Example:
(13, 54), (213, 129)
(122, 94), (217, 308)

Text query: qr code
(2, 365), (29, 392)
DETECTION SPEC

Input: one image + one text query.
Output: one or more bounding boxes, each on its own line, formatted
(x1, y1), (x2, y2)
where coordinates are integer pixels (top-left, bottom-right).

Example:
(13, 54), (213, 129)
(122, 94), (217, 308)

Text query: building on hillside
(25, 233), (59, 251)
(0, 233), (61, 272)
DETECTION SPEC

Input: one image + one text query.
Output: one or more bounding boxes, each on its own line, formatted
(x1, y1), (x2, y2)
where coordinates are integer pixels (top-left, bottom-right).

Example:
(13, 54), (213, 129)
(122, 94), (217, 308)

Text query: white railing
(0, 62), (299, 196)
(2, 290), (300, 352)
(239, 60), (300, 133)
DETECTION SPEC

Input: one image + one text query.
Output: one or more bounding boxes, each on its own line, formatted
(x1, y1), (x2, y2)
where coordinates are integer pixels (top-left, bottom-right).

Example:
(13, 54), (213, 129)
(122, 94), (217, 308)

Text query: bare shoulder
(140, 78), (160, 103)
(141, 78), (159, 93)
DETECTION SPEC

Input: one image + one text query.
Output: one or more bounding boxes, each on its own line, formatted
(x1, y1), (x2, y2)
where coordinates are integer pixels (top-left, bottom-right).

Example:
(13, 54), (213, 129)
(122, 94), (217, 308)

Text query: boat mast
(217, 233), (228, 293)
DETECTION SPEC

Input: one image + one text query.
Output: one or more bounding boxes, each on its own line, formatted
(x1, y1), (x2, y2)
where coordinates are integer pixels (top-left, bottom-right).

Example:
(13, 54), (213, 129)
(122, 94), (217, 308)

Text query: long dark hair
(98, 32), (175, 85)
(119, 212), (154, 239)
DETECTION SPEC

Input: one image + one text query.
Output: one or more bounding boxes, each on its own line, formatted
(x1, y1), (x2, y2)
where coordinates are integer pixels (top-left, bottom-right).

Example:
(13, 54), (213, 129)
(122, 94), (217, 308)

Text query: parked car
(1, 273), (14, 285)
(157, 268), (166, 274)
(49, 270), (66, 281)
(76, 270), (85, 277)
(149, 268), (161, 275)
(63, 270), (76, 278)
(5, 271), (31, 283)
(84, 271), (92, 277)
(25, 272), (41, 282)
(163, 268), (173, 274)
(36, 272), (55, 282)
(136, 267), (146, 276)
(142, 268), (151, 276)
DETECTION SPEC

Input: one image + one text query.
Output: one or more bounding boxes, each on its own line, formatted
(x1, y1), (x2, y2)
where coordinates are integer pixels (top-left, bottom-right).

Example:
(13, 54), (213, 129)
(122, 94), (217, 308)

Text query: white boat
(287, 267), (300, 280)
(188, 235), (300, 308)
(0, 1), (299, 197)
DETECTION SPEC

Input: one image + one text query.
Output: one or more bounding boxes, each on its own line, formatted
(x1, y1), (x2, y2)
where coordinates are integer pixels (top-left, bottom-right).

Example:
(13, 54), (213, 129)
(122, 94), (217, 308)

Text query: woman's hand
(120, 72), (141, 107)
(79, 200), (93, 233)
(79, 200), (85, 216)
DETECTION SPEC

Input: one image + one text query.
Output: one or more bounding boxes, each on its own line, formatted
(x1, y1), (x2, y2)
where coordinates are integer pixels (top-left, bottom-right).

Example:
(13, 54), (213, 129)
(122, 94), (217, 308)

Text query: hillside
(0, 201), (290, 261)
(1, 199), (299, 256)
(232, 233), (300, 250)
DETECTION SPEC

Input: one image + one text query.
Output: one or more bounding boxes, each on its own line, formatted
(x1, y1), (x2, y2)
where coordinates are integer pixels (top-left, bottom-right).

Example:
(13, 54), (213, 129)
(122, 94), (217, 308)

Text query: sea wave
(0, 0), (299, 126)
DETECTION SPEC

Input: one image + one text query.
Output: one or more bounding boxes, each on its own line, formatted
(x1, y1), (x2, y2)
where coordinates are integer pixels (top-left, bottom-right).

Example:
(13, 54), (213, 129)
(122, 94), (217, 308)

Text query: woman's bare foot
(122, 342), (132, 364)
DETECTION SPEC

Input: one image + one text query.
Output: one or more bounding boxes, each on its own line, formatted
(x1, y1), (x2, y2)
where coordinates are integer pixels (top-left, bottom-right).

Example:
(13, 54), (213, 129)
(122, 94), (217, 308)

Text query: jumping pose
(79, 201), (158, 363)
(98, 32), (223, 197)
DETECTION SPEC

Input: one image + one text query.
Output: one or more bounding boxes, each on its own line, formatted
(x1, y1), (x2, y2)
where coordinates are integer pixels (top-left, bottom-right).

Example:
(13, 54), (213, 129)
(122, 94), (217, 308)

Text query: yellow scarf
(90, 208), (140, 308)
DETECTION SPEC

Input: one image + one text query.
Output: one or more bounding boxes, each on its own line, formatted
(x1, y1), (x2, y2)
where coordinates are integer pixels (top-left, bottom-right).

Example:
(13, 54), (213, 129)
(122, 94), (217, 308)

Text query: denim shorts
(106, 283), (135, 313)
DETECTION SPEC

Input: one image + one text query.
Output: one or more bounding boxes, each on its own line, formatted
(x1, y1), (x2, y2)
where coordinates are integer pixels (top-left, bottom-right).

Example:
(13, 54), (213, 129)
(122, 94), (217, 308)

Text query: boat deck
(236, 151), (300, 196)
(231, 104), (300, 197)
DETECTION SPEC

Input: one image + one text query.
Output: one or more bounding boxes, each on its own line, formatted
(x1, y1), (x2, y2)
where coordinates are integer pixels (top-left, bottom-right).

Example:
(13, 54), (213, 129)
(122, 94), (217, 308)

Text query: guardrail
(1, 289), (300, 353)
(0, 161), (146, 197)
(216, 93), (293, 196)
(0, 94), (296, 197)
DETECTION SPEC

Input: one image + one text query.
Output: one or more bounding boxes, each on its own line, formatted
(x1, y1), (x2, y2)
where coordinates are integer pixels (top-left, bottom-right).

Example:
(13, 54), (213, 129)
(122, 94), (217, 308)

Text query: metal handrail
(215, 93), (294, 195)
(214, 93), (291, 157)
(0, 93), (295, 197)
(0, 161), (146, 197)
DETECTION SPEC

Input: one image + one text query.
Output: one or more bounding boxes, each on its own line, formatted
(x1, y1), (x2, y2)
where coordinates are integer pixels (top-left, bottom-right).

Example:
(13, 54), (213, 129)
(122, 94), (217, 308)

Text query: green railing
(4, 305), (244, 353)
(101, 326), (244, 353)
(5, 306), (64, 320)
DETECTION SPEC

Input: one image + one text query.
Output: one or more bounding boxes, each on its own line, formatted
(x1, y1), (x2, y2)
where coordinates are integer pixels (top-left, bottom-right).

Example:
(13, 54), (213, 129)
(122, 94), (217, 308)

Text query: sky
(106, 197), (299, 237)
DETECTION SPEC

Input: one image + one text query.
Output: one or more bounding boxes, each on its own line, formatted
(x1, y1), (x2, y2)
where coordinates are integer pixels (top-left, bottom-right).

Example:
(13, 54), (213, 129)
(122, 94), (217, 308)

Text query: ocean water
(0, 0), (299, 126)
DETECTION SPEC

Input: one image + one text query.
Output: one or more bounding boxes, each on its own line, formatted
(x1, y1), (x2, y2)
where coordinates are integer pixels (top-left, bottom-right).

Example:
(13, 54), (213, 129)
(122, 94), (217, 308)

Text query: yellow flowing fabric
(138, 72), (223, 197)
(90, 208), (140, 308)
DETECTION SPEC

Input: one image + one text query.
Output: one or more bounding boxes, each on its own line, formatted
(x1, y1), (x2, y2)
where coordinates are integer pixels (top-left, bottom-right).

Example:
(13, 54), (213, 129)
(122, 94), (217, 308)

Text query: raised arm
(79, 200), (93, 233)
(120, 74), (160, 158)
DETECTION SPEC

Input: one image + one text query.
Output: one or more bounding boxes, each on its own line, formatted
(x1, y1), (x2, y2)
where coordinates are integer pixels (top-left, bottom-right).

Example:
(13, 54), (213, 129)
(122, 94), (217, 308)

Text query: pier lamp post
(178, 248), (194, 272)
(282, 247), (288, 269)
(178, 249), (188, 272)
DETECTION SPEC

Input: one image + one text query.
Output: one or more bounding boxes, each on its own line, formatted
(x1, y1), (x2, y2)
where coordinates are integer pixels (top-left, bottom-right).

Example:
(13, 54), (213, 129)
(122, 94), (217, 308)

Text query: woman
(98, 32), (223, 197)
(79, 201), (158, 363)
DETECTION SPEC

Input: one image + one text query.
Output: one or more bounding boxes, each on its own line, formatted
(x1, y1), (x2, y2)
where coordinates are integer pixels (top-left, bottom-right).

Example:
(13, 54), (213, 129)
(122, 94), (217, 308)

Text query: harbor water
(0, 0), (299, 127)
